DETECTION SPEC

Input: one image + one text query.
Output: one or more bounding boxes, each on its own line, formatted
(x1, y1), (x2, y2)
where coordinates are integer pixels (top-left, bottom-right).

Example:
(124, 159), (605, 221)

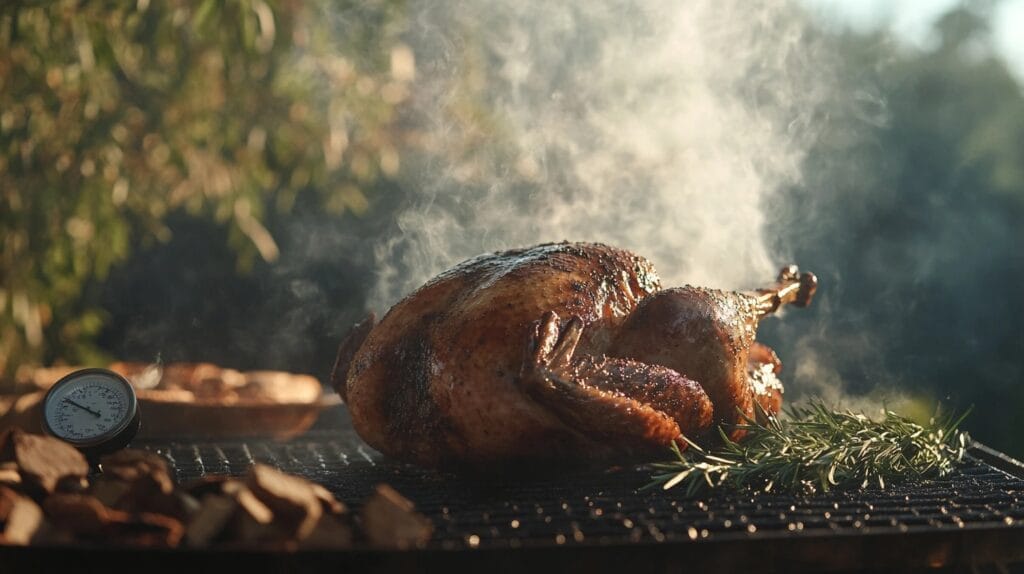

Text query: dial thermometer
(41, 368), (141, 459)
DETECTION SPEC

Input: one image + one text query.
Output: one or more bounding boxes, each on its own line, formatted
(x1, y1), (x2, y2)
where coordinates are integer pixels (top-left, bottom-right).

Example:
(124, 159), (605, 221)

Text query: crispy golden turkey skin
(331, 242), (816, 470)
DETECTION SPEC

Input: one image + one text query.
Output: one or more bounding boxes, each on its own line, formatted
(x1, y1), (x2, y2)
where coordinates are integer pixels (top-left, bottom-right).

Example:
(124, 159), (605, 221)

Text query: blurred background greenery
(1, 0), (409, 375)
(1, 2), (1022, 455)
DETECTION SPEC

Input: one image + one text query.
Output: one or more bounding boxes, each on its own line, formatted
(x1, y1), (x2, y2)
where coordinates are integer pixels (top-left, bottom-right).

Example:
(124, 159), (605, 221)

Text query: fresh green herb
(645, 401), (971, 495)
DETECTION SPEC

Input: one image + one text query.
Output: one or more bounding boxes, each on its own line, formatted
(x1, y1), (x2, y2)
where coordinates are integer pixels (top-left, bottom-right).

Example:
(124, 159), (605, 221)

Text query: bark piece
(0, 486), (44, 545)
(220, 480), (289, 545)
(360, 484), (433, 549)
(245, 464), (321, 540)
(117, 512), (184, 548)
(184, 494), (238, 548)
(89, 477), (132, 508)
(98, 449), (196, 520)
(299, 513), (354, 550)
(123, 475), (192, 520)
(43, 493), (120, 535)
(311, 482), (347, 515)
(43, 493), (183, 547)
(55, 475), (90, 494)
(183, 475), (233, 498)
(100, 449), (173, 489)
(223, 481), (274, 525)
(0, 462), (21, 488)
(0, 394), (45, 434)
(1, 429), (89, 495)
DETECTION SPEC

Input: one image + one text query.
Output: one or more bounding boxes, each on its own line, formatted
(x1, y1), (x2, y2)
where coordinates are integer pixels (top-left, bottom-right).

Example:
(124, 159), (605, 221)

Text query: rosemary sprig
(645, 400), (971, 495)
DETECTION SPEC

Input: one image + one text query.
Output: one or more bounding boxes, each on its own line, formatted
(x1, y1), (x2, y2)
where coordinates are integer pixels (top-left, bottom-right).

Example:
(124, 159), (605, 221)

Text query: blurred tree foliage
(767, 6), (1024, 456)
(0, 0), (412, 382)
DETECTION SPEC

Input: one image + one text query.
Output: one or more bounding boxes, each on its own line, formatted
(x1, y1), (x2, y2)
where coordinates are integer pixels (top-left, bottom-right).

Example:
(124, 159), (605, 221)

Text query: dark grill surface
(138, 422), (1024, 555)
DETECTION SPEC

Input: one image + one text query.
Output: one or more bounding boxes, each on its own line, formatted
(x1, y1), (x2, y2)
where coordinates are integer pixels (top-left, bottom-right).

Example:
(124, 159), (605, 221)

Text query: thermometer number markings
(50, 382), (127, 441)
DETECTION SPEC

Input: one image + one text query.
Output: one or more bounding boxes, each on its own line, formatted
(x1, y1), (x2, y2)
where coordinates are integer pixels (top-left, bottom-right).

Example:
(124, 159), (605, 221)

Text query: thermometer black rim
(41, 367), (140, 454)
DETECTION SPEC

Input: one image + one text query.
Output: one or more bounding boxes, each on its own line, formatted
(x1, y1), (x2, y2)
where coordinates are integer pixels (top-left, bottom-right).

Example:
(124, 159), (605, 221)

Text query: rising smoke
(370, 0), (836, 310)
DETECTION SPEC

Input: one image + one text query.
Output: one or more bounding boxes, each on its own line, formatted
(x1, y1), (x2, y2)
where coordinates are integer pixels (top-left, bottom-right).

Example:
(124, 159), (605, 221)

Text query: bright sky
(800, 0), (1024, 81)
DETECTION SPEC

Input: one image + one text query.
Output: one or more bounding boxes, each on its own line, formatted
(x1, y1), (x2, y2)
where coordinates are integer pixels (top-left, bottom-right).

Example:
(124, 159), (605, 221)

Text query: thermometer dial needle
(64, 398), (101, 418)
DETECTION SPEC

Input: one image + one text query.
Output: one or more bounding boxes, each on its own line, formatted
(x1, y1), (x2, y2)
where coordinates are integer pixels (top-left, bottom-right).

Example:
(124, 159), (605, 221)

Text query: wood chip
(43, 493), (183, 547)
(90, 477), (132, 508)
(0, 428), (429, 551)
(183, 475), (233, 498)
(0, 393), (45, 435)
(54, 475), (90, 494)
(1, 429), (89, 494)
(100, 450), (173, 485)
(299, 513), (353, 550)
(43, 493), (120, 535)
(0, 486), (44, 545)
(125, 478), (196, 521)
(0, 462), (21, 487)
(245, 464), (321, 540)
(311, 482), (347, 515)
(184, 494), (238, 548)
(223, 481), (274, 525)
(360, 484), (433, 549)
(116, 512), (184, 548)
(99, 449), (192, 518)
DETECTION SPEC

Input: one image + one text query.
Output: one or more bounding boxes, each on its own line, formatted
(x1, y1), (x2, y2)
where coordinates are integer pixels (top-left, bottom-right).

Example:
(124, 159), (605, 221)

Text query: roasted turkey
(331, 242), (816, 470)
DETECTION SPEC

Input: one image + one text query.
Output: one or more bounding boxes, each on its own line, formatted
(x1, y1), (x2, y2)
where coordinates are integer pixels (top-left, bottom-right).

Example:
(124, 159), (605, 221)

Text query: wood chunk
(90, 477), (132, 508)
(3, 429), (89, 494)
(299, 513), (354, 550)
(0, 393), (45, 434)
(245, 464), (321, 540)
(125, 478), (196, 522)
(222, 481), (274, 525)
(183, 475), (233, 498)
(230, 510), (289, 547)
(118, 512), (184, 548)
(0, 486), (44, 545)
(0, 396), (17, 419)
(100, 449), (173, 489)
(184, 495), (238, 548)
(43, 493), (183, 548)
(218, 480), (298, 546)
(0, 429), (11, 460)
(360, 484), (433, 549)
(55, 475), (90, 494)
(0, 462), (21, 488)
(43, 493), (120, 535)
(101, 449), (172, 474)
(178, 491), (201, 519)
(0, 485), (13, 518)
(99, 449), (193, 519)
(311, 482), (347, 515)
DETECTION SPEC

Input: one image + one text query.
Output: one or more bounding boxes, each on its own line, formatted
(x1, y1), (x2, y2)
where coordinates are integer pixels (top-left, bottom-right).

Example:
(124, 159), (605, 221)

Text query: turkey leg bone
(749, 265), (818, 317)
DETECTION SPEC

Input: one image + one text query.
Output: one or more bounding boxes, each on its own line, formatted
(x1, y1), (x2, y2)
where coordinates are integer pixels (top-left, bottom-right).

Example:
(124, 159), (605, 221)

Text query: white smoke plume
(369, 0), (836, 309)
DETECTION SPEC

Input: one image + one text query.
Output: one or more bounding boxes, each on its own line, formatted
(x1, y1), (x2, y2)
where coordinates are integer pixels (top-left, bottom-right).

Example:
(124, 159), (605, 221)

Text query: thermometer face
(42, 368), (139, 452)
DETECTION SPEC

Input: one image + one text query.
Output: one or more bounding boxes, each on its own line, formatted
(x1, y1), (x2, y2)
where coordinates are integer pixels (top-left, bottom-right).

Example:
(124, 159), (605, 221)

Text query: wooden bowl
(1, 364), (341, 441)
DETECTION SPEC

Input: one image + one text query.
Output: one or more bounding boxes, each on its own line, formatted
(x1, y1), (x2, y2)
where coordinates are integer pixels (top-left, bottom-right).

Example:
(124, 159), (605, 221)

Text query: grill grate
(139, 423), (1024, 552)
